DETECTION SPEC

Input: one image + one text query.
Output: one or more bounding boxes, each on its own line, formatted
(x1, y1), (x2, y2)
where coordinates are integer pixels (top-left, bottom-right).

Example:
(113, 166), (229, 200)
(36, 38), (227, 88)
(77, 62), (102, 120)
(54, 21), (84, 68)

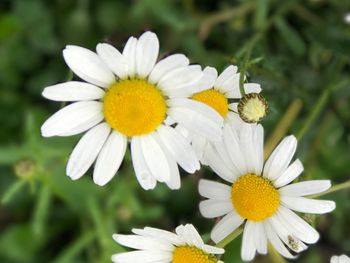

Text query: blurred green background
(0, 0), (350, 262)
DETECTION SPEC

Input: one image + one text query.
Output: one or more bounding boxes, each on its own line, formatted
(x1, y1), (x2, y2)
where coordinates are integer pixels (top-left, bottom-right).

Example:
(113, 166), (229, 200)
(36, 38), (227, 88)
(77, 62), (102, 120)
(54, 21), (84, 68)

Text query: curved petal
(42, 81), (105, 101)
(264, 135), (297, 181)
(130, 137), (157, 190)
(113, 234), (173, 251)
(273, 159), (304, 188)
(281, 196), (336, 214)
(112, 250), (172, 263)
(132, 227), (183, 246)
(279, 180), (331, 197)
(211, 211), (244, 243)
(123, 36), (138, 77)
(198, 179), (231, 200)
(157, 125), (200, 173)
(96, 43), (128, 79)
(66, 122), (110, 180)
(241, 221), (257, 261)
(63, 45), (115, 87)
(214, 65), (238, 92)
(199, 199), (233, 218)
(148, 54), (189, 84)
(244, 83), (262, 94)
(41, 101), (103, 137)
(167, 98), (223, 140)
(93, 131), (127, 186)
(136, 31), (159, 78)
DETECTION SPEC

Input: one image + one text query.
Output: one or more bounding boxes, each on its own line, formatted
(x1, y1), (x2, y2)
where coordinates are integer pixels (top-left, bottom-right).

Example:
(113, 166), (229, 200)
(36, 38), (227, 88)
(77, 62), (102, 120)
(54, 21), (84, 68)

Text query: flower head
(198, 123), (336, 261)
(112, 224), (224, 263)
(41, 31), (224, 189)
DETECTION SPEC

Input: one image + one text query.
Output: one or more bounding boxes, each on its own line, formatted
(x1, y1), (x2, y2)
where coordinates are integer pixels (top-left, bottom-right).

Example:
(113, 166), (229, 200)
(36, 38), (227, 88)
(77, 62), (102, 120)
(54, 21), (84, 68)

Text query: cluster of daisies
(41, 31), (340, 262)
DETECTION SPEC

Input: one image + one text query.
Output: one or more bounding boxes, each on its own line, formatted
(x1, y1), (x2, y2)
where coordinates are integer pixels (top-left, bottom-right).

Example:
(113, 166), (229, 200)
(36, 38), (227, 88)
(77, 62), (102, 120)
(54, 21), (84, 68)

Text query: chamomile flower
(41, 31), (223, 190)
(112, 224), (224, 263)
(198, 123), (336, 261)
(177, 65), (267, 163)
(331, 255), (350, 263)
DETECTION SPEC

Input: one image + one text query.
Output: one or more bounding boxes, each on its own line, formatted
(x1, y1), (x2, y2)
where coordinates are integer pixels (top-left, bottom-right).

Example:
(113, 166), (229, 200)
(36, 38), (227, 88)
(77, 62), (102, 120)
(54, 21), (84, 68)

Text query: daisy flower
(177, 65), (267, 163)
(112, 224), (224, 263)
(41, 31), (223, 190)
(331, 255), (350, 263)
(198, 123), (336, 261)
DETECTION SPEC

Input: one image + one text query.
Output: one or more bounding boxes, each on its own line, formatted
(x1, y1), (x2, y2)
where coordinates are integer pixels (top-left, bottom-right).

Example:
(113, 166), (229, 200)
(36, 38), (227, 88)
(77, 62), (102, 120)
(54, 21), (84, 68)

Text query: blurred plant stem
(216, 227), (243, 248)
(1, 179), (26, 204)
(309, 180), (350, 198)
(264, 98), (303, 159)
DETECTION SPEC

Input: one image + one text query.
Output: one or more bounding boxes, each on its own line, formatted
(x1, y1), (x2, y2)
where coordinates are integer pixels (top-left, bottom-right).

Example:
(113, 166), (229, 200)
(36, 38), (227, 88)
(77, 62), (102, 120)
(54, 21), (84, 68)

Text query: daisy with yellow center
(112, 224), (224, 263)
(177, 65), (267, 163)
(41, 31), (224, 189)
(198, 123), (336, 261)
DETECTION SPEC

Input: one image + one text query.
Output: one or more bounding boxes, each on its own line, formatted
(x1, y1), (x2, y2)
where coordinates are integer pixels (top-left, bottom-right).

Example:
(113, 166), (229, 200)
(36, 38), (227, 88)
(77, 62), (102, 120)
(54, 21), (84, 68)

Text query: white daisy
(331, 255), (350, 263)
(177, 65), (266, 163)
(41, 31), (223, 189)
(198, 123), (336, 261)
(112, 224), (224, 263)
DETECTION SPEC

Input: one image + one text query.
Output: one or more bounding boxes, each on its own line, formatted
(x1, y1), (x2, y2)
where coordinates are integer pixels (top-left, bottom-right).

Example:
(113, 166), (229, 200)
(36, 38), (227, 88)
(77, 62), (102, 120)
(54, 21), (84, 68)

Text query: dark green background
(0, 0), (349, 262)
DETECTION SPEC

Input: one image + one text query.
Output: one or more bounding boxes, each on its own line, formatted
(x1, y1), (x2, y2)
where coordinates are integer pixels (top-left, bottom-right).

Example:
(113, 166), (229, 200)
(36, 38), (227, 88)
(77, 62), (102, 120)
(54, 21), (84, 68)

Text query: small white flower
(198, 123), (336, 261)
(112, 224), (224, 263)
(41, 31), (224, 190)
(177, 65), (265, 163)
(331, 255), (350, 263)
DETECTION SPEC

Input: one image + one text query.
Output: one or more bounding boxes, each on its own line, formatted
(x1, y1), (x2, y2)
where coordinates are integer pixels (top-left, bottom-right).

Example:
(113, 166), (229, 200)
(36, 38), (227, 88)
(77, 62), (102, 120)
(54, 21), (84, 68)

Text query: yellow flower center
(231, 173), (279, 221)
(103, 79), (167, 136)
(173, 246), (218, 263)
(238, 93), (268, 123)
(192, 89), (228, 117)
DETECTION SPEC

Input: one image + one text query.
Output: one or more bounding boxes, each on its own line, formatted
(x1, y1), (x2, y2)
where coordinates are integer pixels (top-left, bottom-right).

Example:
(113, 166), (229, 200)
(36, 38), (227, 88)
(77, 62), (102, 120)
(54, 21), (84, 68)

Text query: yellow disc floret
(173, 246), (218, 263)
(103, 79), (167, 136)
(237, 93), (268, 123)
(231, 173), (279, 221)
(192, 89), (229, 117)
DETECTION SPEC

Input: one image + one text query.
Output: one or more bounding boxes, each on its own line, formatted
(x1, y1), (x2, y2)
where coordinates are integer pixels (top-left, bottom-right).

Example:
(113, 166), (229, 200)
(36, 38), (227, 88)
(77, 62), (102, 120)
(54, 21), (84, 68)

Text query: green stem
(1, 180), (26, 204)
(296, 85), (331, 141)
(309, 180), (350, 198)
(216, 227), (243, 248)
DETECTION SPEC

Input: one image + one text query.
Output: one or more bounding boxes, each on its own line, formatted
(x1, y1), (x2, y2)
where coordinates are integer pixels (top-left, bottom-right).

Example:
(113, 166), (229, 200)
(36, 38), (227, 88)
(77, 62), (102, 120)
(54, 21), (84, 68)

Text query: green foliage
(0, 0), (349, 262)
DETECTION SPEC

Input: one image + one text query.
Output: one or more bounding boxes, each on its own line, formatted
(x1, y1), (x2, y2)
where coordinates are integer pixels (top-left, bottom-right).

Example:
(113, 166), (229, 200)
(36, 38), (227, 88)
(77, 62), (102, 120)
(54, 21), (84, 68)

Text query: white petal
(202, 244), (225, 255)
(42, 81), (105, 101)
(113, 234), (173, 251)
(269, 215), (307, 253)
(157, 65), (202, 93)
(211, 211), (244, 243)
(63, 45), (115, 87)
(96, 43), (128, 79)
(136, 31), (159, 78)
(215, 65), (238, 91)
(253, 222), (268, 254)
(112, 250), (172, 263)
(167, 98), (223, 140)
(277, 206), (319, 244)
(66, 122), (110, 180)
(264, 135), (297, 181)
(157, 125), (200, 173)
(140, 134), (172, 183)
(41, 101), (103, 137)
(273, 159), (304, 188)
(199, 199), (233, 218)
(123, 36), (138, 77)
(132, 227), (183, 246)
(148, 54), (189, 84)
(93, 131), (127, 186)
(265, 221), (295, 259)
(241, 221), (257, 261)
(190, 66), (217, 94)
(228, 102), (238, 112)
(204, 143), (237, 183)
(223, 123), (247, 174)
(181, 224), (204, 248)
(279, 180), (331, 197)
(281, 196), (336, 214)
(130, 137), (157, 190)
(244, 83), (262, 94)
(198, 179), (231, 200)
(239, 123), (264, 175)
